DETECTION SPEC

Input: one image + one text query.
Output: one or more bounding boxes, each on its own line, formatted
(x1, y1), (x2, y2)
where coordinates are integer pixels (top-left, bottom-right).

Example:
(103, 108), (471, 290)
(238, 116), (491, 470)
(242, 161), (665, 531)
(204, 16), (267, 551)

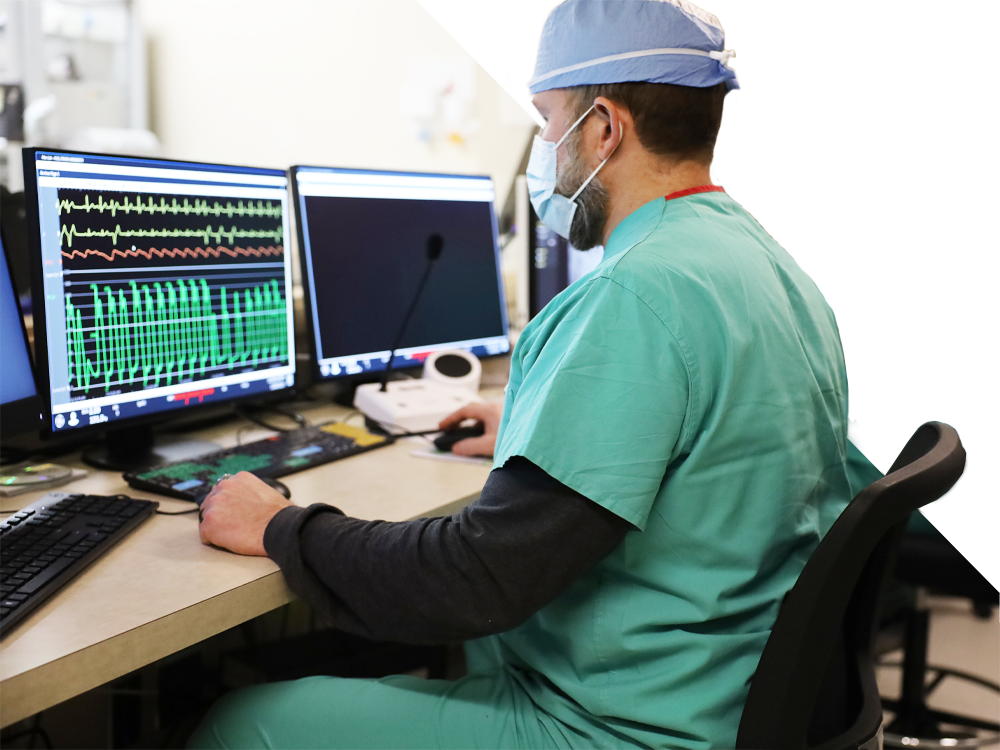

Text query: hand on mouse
(198, 471), (292, 556)
(438, 402), (503, 457)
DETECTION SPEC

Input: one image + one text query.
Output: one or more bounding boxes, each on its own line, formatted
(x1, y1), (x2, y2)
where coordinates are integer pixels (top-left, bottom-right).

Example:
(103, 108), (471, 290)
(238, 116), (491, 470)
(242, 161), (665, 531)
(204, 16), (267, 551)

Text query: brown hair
(568, 81), (727, 165)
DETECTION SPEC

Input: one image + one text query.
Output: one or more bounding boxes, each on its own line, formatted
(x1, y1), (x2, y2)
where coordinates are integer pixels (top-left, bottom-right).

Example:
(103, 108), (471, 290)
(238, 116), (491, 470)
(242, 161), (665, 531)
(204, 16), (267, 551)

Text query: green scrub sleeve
(798, 215), (878, 340)
(495, 277), (690, 530)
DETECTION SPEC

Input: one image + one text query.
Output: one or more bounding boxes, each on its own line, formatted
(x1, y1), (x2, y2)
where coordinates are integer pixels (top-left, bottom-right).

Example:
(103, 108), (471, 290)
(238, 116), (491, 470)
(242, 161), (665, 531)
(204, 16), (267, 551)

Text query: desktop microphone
(379, 234), (444, 392)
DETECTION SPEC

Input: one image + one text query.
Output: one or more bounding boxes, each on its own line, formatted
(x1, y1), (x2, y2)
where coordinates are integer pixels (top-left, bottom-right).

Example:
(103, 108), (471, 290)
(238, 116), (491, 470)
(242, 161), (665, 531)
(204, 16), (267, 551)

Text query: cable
(364, 416), (439, 443)
(235, 424), (257, 447)
(270, 404), (309, 428)
(235, 404), (309, 433)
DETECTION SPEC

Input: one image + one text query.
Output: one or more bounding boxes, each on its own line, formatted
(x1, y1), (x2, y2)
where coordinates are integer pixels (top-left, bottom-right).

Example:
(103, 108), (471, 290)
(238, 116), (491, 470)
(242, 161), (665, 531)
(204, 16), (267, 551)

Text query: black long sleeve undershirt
(262, 456), (631, 644)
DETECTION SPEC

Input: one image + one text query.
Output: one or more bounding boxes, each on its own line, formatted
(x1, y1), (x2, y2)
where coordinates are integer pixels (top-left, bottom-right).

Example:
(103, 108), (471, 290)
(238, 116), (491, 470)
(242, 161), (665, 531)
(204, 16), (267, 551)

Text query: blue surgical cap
(529, 0), (738, 94)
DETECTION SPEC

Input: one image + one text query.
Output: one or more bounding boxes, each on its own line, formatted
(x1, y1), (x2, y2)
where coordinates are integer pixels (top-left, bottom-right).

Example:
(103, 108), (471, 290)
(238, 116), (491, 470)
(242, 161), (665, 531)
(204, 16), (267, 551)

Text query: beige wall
(752, 0), (1000, 234)
(141, 0), (485, 171)
(141, 0), (557, 201)
(141, 0), (1000, 239)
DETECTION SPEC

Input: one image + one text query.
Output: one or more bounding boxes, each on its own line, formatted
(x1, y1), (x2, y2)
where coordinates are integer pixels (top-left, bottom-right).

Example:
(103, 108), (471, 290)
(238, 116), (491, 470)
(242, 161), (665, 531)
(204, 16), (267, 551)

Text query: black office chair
(736, 422), (966, 750)
(882, 388), (1000, 747)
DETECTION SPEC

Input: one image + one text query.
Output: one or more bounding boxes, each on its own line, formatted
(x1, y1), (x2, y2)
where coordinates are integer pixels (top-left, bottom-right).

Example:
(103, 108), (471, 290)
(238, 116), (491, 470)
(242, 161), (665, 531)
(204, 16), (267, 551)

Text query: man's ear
(592, 96), (627, 162)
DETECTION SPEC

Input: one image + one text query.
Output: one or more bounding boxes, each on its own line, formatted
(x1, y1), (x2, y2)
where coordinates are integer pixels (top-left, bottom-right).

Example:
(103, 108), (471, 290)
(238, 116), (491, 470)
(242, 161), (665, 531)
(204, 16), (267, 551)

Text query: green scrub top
(798, 169), (993, 534)
(490, 188), (857, 749)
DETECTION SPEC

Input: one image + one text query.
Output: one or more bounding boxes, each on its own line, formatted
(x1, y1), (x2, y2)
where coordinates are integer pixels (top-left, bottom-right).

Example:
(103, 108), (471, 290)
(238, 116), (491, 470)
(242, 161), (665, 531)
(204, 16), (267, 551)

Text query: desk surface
(0, 401), (494, 728)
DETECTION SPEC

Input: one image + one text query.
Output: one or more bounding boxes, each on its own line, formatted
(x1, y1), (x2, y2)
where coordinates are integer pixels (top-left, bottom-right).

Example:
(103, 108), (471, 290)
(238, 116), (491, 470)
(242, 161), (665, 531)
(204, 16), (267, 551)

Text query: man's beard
(556, 127), (610, 251)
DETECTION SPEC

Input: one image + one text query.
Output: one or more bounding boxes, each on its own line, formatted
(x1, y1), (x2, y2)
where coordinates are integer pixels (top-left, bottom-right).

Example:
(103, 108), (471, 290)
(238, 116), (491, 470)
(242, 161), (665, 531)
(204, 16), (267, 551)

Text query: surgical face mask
(819, 117), (845, 187)
(526, 104), (620, 240)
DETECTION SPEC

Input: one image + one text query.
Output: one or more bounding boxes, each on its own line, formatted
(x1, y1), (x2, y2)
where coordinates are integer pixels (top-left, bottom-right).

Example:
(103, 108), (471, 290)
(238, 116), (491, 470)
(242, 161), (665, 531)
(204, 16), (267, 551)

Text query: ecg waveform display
(61, 246), (283, 263)
(58, 193), (283, 219)
(56, 188), (284, 272)
(53, 187), (291, 400)
(63, 270), (290, 397)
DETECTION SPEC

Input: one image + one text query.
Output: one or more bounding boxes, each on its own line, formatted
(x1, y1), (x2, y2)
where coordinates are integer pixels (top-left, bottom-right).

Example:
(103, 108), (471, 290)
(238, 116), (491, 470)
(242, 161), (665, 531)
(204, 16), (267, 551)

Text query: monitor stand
(81, 424), (220, 473)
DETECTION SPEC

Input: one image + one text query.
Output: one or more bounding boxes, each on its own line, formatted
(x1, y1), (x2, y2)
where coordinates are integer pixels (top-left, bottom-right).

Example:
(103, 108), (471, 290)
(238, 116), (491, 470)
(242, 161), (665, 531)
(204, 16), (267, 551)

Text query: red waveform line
(172, 388), (215, 406)
(60, 245), (284, 262)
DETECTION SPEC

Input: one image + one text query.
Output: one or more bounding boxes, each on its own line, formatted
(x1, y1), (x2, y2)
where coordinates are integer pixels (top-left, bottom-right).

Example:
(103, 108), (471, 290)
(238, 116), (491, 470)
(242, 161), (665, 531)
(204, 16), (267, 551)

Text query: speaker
(422, 350), (481, 393)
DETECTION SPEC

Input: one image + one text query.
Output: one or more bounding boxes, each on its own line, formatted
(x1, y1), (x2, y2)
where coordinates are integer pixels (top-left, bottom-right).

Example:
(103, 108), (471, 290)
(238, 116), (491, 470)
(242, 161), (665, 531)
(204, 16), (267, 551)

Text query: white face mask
(819, 117), (845, 187)
(525, 104), (621, 240)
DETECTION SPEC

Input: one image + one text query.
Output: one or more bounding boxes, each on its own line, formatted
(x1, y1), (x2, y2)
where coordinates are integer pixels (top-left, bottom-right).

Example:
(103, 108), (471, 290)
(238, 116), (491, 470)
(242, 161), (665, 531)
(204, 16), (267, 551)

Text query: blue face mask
(525, 104), (620, 239)
(819, 120), (844, 187)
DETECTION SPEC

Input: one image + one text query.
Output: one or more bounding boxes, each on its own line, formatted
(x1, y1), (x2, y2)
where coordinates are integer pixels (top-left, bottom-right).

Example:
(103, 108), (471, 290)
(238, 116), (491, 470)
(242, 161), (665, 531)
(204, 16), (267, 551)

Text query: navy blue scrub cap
(529, 0), (739, 94)
(832, 58), (924, 136)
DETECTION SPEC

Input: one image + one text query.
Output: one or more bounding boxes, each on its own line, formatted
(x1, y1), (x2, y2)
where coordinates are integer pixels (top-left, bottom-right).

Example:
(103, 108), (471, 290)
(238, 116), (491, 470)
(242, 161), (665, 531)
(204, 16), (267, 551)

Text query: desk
(0, 401), (494, 728)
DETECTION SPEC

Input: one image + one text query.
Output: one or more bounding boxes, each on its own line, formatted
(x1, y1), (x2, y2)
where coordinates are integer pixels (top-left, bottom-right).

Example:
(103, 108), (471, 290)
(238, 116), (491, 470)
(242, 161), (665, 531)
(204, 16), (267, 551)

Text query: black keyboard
(0, 492), (158, 636)
(123, 422), (394, 503)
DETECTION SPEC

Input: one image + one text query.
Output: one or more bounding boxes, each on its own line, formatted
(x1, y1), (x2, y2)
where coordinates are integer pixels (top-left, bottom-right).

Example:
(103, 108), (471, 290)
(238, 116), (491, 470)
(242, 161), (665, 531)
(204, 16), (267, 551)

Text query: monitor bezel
(0, 229), (43, 440)
(23, 146), (298, 439)
(774, 148), (830, 258)
(289, 164), (511, 384)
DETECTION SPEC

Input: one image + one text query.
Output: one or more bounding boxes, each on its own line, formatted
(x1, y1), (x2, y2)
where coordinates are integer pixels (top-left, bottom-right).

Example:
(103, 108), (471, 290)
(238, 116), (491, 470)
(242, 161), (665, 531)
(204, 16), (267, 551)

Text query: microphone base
(354, 380), (482, 435)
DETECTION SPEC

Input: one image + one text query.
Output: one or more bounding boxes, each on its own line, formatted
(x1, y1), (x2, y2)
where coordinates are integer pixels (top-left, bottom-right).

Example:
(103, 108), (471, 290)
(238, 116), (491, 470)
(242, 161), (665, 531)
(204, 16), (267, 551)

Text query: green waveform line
(60, 224), (283, 248)
(58, 195), (283, 220)
(64, 278), (288, 392)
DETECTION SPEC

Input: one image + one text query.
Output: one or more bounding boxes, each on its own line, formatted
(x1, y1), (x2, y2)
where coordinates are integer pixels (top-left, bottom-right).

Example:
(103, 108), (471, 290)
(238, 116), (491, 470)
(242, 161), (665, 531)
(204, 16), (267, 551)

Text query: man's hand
(438, 402), (504, 457)
(199, 472), (292, 556)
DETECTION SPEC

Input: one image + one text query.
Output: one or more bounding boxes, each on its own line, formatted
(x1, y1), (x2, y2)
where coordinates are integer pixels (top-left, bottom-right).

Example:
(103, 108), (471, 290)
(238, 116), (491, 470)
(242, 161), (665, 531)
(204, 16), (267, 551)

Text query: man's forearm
(263, 457), (631, 644)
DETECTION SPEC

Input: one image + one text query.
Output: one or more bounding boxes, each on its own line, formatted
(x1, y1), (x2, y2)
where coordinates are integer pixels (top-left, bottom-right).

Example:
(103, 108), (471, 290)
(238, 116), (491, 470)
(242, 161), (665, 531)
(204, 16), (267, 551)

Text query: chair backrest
(736, 422), (966, 750)
(961, 386), (1000, 521)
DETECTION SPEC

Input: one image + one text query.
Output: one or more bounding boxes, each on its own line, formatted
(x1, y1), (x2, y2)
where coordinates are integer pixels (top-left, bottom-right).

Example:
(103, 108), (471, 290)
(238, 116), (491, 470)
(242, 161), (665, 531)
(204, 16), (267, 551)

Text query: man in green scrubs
(798, 59), (993, 535)
(191, 2), (878, 748)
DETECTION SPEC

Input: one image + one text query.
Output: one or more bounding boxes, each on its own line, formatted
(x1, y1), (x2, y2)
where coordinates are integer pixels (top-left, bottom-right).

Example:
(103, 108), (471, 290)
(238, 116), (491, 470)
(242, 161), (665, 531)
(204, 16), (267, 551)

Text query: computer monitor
(528, 210), (603, 320)
(777, 151), (830, 255)
(23, 148), (296, 467)
(0, 233), (42, 440)
(291, 166), (510, 384)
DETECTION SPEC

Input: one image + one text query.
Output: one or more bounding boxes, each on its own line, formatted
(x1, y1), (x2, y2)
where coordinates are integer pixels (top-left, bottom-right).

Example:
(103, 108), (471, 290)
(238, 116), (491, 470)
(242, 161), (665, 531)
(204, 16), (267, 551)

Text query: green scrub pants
(186, 640), (601, 750)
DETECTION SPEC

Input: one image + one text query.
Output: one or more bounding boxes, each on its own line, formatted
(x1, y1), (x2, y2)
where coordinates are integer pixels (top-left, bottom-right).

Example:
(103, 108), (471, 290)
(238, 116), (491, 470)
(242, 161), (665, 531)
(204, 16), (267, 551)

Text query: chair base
(883, 733), (1000, 749)
(880, 662), (1000, 749)
(879, 603), (999, 750)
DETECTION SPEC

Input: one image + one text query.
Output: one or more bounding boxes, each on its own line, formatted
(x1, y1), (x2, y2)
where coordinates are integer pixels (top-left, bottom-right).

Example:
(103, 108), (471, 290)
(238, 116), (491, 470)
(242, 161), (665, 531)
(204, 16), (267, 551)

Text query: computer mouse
(262, 477), (291, 499)
(433, 424), (486, 453)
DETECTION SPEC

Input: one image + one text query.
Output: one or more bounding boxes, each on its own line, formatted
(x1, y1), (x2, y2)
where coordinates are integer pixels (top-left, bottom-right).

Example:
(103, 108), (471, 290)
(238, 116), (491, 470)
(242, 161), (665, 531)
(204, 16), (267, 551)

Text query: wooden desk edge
(0, 490), (483, 728)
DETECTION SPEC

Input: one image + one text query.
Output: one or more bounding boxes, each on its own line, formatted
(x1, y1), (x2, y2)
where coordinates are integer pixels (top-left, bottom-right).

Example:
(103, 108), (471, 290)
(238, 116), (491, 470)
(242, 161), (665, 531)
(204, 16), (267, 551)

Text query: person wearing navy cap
(798, 59), (993, 535)
(190, 2), (880, 748)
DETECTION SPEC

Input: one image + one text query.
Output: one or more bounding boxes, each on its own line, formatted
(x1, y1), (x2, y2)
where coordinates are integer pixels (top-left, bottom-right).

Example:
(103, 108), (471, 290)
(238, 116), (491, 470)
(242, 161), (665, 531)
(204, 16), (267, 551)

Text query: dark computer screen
(25, 149), (296, 435)
(293, 168), (509, 379)
(777, 151), (830, 255)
